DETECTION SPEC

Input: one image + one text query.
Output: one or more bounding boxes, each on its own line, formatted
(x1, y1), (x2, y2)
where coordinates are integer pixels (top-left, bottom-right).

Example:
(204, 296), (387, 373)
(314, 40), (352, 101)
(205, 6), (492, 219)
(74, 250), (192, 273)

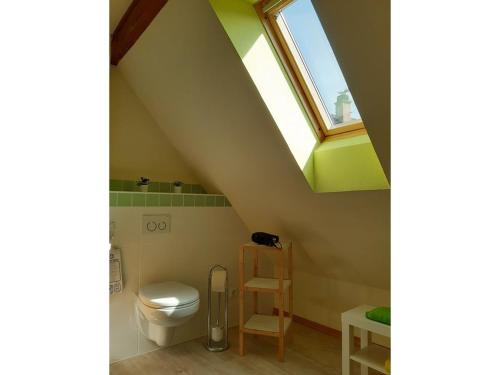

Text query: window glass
(278, 0), (362, 129)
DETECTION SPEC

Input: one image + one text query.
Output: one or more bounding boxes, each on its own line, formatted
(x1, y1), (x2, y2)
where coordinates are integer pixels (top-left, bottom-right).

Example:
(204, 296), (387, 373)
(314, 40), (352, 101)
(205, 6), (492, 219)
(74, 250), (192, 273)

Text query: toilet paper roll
(211, 270), (226, 292)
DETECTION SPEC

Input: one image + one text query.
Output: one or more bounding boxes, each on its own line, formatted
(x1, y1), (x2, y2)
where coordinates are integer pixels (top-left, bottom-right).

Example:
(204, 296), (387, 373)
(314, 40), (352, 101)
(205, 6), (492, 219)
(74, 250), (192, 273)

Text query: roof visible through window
(275, 0), (363, 132)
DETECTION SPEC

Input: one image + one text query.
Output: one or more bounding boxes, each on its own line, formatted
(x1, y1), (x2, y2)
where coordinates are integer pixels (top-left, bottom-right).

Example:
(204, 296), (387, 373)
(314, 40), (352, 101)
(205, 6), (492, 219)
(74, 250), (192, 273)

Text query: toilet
(135, 281), (200, 347)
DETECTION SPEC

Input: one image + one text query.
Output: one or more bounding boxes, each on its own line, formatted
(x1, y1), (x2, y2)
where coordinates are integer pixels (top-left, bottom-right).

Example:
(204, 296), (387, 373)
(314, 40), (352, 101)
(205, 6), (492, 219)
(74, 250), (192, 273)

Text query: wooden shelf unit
(239, 241), (293, 361)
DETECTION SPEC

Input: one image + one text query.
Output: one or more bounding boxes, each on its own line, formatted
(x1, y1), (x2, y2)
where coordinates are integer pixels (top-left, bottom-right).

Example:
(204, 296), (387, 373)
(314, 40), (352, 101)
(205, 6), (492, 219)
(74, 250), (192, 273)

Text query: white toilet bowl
(135, 281), (200, 347)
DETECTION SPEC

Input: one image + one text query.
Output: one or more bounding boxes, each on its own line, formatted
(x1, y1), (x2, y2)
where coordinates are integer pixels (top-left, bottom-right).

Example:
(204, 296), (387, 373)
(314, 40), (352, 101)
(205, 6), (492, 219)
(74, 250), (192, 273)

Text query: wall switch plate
(142, 214), (171, 235)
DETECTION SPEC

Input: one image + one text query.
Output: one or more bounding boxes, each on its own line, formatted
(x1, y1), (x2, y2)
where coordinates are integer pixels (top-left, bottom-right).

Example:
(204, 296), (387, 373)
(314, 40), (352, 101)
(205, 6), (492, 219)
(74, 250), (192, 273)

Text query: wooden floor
(110, 323), (373, 375)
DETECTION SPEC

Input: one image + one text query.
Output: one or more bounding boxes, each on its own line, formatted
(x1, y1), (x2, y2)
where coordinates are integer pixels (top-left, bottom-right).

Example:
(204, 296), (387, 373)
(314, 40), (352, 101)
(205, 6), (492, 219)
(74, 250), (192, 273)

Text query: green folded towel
(365, 307), (390, 325)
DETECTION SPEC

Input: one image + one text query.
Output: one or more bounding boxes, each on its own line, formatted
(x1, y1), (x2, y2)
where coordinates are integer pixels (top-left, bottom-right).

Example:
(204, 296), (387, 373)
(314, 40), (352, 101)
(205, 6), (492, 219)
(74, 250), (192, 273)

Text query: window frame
(255, 0), (365, 141)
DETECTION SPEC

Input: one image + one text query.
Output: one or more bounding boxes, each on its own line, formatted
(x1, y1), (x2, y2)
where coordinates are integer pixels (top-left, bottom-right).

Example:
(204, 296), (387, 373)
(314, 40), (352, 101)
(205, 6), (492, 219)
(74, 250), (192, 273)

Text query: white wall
(110, 67), (200, 183)
(294, 270), (390, 347)
(116, 0), (390, 338)
(109, 206), (273, 363)
(117, 0), (389, 290)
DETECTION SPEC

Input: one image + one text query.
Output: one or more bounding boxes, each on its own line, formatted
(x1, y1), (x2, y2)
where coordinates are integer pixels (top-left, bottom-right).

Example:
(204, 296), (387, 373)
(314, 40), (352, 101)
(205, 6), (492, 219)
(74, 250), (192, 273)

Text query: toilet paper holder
(206, 264), (229, 352)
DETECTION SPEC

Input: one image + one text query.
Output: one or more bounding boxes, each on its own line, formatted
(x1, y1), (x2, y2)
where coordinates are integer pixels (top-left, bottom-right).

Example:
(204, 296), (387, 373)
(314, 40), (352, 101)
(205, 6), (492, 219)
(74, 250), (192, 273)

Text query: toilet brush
(211, 292), (223, 342)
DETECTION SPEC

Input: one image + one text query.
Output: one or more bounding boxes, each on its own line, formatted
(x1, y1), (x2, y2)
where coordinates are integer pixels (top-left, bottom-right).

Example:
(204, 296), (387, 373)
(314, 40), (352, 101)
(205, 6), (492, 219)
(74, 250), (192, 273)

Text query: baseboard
(272, 308), (342, 337)
(271, 309), (391, 349)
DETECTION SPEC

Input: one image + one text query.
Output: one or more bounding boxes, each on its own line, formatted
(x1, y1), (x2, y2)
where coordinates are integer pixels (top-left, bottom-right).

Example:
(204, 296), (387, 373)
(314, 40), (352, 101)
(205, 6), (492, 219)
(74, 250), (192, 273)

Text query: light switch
(142, 214), (171, 235)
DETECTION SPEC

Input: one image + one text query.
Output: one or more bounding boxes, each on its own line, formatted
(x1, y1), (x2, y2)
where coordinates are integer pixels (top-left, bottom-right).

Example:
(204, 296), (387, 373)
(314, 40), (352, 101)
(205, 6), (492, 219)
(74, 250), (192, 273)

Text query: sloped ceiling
(313, 0), (390, 179)
(110, 0), (133, 34)
(117, 0), (390, 289)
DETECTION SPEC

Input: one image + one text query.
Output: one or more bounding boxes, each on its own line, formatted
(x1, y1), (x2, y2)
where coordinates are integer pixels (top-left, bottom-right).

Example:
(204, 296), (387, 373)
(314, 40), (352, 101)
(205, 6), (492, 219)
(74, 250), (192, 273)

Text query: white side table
(341, 305), (390, 375)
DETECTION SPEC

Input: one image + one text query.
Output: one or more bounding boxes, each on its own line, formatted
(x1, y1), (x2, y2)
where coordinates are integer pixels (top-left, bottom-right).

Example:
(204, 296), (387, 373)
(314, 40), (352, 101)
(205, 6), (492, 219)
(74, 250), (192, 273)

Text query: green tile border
(159, 182), (172, 193)
(112, 193), (232, 208)
(159, 194), (172, 207)
(146, 194), (160, 207)
(148, 182), (160, 192)
(110, 192), (117, 207)
(215, 196), (225, 207)
(172, 194), (183, 207)
(109, 179), (207, 195)
(195, 195), (205, 207)
(132, 193), (146, 207)
(206, 196), (215, 207)
(110, 182), (232, 208)
(116, 193), (132, 207)
(183, 195), (195, 207)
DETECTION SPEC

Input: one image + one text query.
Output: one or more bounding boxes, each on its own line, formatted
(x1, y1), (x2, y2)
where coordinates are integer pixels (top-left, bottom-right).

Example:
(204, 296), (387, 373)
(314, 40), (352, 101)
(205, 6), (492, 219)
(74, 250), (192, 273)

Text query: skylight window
(258, 0), (364, 138)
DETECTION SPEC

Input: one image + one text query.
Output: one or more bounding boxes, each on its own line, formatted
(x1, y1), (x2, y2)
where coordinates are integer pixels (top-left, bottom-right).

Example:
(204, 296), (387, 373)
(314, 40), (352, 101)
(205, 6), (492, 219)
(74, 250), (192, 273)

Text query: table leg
(342, 322), (353, 375)
(360, 329), (371, 375)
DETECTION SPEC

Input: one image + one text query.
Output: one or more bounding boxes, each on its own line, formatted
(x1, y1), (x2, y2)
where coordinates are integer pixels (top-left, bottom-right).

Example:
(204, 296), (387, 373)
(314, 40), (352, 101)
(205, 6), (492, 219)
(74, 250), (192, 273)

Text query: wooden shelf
(244, 277), (291, 292)
(239, 241), (293, 361)
(350, 344), (390, 375)
(244, 314), (292, 335)
(241, 241), (292, 251)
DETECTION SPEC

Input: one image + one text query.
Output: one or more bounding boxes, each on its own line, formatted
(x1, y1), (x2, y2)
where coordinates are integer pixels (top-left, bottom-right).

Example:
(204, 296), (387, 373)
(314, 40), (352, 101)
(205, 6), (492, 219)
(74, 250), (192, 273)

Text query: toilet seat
(139, 281), (199, 309)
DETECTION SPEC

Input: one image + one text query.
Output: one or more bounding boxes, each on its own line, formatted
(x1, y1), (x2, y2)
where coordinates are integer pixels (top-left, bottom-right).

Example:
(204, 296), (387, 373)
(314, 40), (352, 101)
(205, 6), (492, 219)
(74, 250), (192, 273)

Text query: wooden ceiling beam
(110, 0), (168, 65)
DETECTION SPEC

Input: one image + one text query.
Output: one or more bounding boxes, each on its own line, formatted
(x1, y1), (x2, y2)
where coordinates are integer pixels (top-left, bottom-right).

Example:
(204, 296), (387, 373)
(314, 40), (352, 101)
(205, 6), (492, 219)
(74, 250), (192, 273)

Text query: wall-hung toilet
(135, 281), (200, 347)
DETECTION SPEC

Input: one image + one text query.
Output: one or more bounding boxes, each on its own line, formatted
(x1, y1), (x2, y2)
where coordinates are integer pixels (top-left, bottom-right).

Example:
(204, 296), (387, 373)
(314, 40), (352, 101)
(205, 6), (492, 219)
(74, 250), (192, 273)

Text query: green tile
(172, 194), (183, 207)
(146, 194), (159, 207)
(149, 182), (160, 192)
(159, 182), (172, 193)
(194, 195), (205, 207)
(224, 197), (232, 207)
(206, 196), (215, 207)
(159, 194), (172, 206)
(123, 180), (136, 192)
(191, 185), (203, 194)
(110, 180), (123, 191)
(132, 193), (146, 207)
(182, 184), (192, 193)
(116, 193), (132, 207)
(184, 195), (195, 207)
(110, 192), (117, 207)
(215, 196), (225, 207)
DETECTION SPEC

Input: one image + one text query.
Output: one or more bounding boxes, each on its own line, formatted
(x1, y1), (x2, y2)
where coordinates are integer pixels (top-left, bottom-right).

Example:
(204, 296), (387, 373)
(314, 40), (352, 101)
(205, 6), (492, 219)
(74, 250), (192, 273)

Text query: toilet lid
(139, 281), (199, 308)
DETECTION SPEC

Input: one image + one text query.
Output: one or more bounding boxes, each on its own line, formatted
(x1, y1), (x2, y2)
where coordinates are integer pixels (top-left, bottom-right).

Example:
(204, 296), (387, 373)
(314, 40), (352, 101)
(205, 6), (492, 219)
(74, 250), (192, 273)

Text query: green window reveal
(209, 0), (389, 192)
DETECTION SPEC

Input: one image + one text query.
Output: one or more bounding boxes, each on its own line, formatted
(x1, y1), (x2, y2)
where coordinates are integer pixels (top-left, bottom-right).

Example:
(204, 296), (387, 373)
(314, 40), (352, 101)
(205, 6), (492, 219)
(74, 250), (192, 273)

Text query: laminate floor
(110, 323), (376, 374)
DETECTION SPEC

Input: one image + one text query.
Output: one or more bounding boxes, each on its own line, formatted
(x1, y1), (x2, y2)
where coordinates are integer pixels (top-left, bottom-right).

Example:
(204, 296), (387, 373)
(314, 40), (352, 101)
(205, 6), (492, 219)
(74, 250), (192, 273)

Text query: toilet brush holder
(206, 264), (229, 352)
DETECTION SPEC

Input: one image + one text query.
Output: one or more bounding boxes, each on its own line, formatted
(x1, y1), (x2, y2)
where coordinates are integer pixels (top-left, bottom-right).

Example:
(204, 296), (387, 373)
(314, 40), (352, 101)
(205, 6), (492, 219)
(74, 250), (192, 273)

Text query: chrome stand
(206, 264), (229, 352)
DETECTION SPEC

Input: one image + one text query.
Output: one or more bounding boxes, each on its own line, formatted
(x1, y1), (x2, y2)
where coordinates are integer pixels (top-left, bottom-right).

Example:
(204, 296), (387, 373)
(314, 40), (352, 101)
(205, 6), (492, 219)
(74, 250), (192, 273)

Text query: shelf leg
(277, 251), (285, 362)
(360, 329), (371, 375)
(342, 322), (353, 375)
(253, 249), (258, 315)
(277, 334), (284, 362)
(239, 246), (245, 356)
(239, 329), (244, 356)
(288, 243), (293, 318)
